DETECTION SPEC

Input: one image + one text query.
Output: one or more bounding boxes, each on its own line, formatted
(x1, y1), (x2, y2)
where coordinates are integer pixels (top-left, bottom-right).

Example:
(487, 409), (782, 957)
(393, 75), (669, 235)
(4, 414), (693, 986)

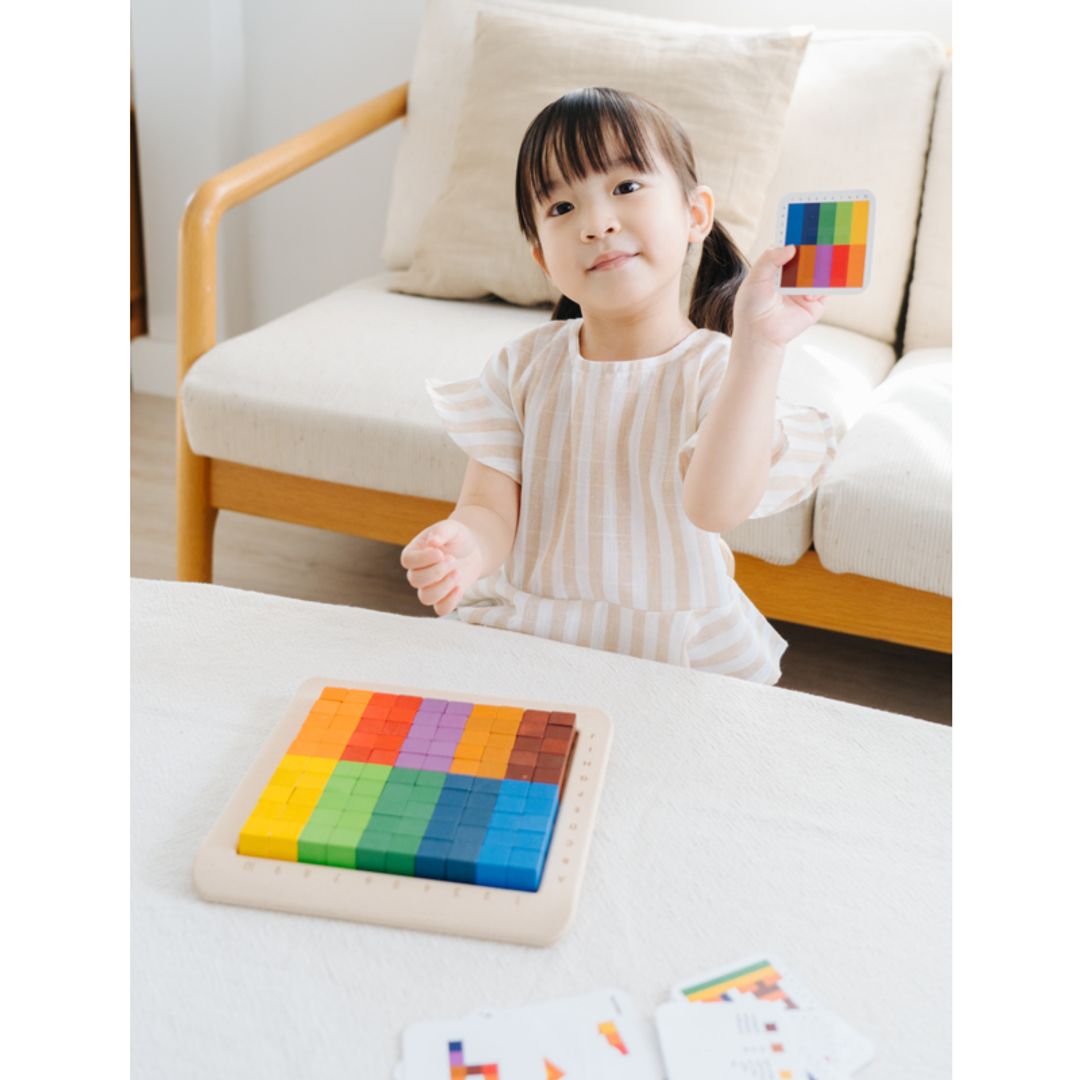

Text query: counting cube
(237, 690), (576, 892)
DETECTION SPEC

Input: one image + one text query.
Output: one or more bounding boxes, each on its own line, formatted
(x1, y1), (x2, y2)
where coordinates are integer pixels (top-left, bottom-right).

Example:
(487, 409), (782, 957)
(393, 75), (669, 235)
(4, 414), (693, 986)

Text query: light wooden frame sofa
(177, 56), (952, 653)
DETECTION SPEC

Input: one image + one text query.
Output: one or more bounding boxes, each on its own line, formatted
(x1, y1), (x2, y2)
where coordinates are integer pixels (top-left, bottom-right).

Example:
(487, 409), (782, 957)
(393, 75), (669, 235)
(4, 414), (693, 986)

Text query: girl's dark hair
(514, 86), (748, 335)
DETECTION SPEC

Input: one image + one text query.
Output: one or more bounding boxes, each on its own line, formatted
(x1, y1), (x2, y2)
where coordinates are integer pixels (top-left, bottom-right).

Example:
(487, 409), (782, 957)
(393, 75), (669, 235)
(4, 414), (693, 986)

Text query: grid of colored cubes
(781, 199), (870, 289)
(237, 689), (576, 892)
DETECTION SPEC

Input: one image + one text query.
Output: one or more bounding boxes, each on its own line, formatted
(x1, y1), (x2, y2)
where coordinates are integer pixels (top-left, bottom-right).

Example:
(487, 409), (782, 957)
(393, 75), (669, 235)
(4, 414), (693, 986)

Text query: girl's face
(530, 144), (714, 318)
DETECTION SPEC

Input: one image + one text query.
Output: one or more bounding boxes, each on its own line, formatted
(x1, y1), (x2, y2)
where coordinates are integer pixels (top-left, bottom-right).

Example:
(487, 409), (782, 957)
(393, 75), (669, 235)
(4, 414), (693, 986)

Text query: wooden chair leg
(176, 411), (217, 583)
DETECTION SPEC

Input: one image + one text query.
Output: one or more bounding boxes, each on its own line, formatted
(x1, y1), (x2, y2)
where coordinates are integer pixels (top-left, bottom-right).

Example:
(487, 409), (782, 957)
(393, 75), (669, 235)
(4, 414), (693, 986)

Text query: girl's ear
(531, 245), (549, 276)
(687, 185), (715, 243)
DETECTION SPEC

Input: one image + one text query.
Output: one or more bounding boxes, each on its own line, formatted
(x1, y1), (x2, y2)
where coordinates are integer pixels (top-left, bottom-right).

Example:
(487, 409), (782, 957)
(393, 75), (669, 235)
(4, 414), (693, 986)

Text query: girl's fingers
(401, 543), (444, 569)
(744, 245), (796, 285)
(418, 565), (460, 607)
(407, 556), (454, 589)
(401, 521), (461, 567)
(433, 586), (462, 617)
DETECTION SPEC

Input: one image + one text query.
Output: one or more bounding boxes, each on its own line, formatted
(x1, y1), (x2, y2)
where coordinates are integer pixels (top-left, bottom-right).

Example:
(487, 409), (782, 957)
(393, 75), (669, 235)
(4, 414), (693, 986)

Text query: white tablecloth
(132, 579), (950, 1078)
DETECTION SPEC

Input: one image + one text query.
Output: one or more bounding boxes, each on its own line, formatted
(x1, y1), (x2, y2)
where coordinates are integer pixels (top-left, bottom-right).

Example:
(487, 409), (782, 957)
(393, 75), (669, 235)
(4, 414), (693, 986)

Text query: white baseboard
(131, 337), (177, 398)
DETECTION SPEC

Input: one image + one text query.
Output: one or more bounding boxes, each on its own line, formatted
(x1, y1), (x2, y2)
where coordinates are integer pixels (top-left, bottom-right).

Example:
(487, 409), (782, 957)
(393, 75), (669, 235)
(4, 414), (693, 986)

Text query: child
(400, 87), (836, 685)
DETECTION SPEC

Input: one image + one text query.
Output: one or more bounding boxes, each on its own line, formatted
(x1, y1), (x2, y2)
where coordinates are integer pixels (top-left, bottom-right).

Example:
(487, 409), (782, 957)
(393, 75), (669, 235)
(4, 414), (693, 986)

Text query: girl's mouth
(588, 253), (638, 272)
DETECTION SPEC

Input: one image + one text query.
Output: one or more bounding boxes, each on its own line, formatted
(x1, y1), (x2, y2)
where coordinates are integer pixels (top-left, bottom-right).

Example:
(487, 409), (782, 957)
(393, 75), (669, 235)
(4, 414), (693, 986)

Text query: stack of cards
(394, 957), (872, 1078)
(660, 955), (875, 1079)
(396, 989), (665, 1079)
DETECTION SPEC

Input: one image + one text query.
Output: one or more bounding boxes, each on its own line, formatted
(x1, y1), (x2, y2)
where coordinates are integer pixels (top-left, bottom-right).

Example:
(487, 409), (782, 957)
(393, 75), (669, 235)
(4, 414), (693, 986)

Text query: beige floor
(132, 392), (951, 724)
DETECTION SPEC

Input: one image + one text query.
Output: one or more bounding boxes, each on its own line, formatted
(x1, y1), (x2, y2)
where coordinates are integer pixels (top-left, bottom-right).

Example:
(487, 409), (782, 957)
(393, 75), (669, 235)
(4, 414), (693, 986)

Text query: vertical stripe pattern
(426, 320), (837, 686)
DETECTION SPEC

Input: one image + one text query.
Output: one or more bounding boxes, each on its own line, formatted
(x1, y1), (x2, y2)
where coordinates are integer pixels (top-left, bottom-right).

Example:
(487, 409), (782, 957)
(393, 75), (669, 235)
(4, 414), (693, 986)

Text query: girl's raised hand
(733, 245), (827, 350)
(400, 518), (479, 616)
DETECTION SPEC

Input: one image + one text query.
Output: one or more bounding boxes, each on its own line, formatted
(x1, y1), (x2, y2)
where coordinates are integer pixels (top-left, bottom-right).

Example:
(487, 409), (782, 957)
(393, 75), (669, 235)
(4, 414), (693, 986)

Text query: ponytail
(551, 293), (582, 321)
(548, 219), (748, 334)
(687, 219), (749, 336)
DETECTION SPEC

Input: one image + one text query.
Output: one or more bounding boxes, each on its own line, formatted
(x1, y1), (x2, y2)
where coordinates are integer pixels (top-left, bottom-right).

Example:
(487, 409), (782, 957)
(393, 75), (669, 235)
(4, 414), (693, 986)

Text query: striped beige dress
(426, 318), (836, 685)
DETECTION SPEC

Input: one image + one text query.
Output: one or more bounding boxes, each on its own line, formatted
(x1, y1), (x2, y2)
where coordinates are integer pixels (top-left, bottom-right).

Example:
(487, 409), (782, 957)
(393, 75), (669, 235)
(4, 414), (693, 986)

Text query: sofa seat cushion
(181, 273), (550, 500)
(181, 273), (895, 566)
(813, 348), (952, 595)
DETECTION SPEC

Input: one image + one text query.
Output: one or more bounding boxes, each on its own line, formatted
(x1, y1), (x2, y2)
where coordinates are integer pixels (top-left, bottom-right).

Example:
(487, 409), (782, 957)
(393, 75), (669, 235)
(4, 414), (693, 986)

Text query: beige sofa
(176, 3), (952, 653)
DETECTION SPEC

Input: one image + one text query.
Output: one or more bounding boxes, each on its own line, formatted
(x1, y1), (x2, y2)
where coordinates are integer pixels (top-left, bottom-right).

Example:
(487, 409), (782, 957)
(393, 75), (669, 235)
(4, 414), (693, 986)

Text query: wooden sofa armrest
(177, 81), (408, 383)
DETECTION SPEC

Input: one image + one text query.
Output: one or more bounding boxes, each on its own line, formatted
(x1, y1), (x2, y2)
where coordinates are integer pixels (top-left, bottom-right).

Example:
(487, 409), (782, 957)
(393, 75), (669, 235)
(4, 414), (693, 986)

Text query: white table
(132, 579), (950, 1078)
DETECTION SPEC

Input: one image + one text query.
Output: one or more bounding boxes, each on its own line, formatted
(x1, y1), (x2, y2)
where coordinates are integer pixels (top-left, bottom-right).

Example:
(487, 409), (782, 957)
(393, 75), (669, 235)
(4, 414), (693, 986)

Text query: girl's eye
(548, 181), (640, 217)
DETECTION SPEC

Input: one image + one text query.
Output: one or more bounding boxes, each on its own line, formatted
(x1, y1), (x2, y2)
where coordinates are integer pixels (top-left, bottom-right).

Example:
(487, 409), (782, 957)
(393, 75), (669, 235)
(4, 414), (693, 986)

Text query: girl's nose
(581, 217), (620, 243)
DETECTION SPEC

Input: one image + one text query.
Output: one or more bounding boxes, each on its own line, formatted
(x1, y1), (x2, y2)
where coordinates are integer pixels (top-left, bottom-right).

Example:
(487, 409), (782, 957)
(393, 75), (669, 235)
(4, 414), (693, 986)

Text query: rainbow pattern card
(776, 189), (875, 294)
(670, 955), (875, 1075)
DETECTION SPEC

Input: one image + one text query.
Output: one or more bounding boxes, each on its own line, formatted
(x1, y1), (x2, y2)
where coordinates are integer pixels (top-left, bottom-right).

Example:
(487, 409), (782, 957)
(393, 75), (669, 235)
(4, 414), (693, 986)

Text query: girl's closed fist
(400, 518), (479, 616)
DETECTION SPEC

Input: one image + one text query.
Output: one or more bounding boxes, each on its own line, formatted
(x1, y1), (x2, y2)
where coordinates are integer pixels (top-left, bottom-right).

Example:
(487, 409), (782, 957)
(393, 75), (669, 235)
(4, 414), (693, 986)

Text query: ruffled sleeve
(678, 392), (837, 520)
(425, 346), (523, 484)
(745, 401), (838, 519)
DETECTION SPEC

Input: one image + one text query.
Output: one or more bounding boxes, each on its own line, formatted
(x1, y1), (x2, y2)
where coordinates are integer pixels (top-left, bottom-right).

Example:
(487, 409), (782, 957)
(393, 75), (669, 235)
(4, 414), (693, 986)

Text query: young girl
(400, 87), (836, 685)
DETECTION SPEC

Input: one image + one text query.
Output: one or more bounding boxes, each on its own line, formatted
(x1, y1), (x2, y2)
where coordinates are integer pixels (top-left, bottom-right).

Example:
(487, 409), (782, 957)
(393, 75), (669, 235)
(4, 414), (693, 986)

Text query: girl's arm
(682, 335), (785, 533)
(682, 245), (826, 534)
(450, 459), (520, 581)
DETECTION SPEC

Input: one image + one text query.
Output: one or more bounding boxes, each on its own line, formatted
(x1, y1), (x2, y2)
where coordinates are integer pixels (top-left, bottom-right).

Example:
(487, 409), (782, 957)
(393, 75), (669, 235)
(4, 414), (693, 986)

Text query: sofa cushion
(180, 274), (896, 567)
(813, 348), (952, 595)
(382, 0), (946, 346)
(182, 274), (550, 501)
(391, 1), (810, 307)
(902, 63), (952, 352)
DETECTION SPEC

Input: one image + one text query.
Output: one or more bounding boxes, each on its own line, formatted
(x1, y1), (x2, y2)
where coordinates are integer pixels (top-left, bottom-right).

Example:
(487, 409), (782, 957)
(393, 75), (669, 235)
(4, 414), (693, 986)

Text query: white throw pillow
(389, 0), (810, 306)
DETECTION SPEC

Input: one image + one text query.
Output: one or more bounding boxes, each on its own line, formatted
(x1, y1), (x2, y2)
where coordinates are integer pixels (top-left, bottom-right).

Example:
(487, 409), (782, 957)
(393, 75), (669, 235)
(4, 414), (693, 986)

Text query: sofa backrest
(901, 62), (952, 353)
(383, 0), (946, 348)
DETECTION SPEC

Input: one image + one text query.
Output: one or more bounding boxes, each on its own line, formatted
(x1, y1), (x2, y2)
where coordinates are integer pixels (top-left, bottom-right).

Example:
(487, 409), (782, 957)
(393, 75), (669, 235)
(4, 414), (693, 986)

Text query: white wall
(130, 0), (425, 394)
(130, 0), (950, 396)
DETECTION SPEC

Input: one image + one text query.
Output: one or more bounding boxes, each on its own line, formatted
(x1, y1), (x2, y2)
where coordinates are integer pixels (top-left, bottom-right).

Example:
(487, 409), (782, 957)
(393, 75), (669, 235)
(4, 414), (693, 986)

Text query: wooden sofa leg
(176, 418), (218, 583)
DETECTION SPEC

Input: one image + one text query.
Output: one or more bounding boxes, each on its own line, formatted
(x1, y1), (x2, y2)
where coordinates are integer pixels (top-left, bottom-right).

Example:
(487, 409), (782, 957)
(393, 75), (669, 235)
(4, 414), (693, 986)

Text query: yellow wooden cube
(260, 783), (293, 804)
(263, 834), (297, 860)
(238, 815), (275, 857)
(253, 798), (288, 819)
